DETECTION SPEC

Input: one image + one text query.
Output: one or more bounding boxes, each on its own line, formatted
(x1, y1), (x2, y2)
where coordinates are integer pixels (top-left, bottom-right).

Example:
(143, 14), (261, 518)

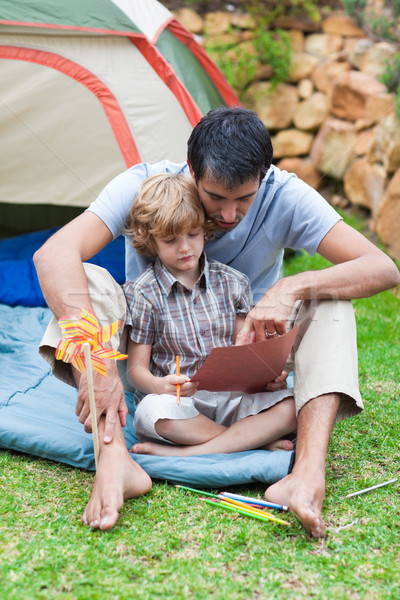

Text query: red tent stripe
(166, 19), (241, 108)
(130, 36), (203, 128)
(0, 44), (141, 166)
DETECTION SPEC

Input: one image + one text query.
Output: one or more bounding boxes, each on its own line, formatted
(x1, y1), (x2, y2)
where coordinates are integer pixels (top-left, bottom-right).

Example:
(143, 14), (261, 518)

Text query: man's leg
(265, 299), (362, 538)
(132, 397), (296, 456)
(82, 416), (152, 531)
(265, 393), (339, 538)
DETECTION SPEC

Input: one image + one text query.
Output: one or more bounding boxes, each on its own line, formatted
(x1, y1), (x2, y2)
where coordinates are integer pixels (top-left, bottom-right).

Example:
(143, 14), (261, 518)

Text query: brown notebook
(191, 326), (298, 394)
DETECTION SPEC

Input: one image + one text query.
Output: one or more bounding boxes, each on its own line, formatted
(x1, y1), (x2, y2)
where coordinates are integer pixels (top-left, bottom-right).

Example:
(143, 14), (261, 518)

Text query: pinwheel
(55, 308), (127, 466)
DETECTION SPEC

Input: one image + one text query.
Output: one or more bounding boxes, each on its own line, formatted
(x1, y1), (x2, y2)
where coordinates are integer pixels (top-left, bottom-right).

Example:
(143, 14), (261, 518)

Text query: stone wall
(173, 7), (400, 260)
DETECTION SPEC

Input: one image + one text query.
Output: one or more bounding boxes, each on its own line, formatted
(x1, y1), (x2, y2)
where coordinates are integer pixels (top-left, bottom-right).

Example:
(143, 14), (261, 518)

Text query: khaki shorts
(39, 263), (363, 422)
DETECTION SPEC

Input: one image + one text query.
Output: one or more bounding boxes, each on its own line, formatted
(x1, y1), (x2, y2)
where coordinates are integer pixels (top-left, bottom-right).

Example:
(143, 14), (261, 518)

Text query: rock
(330, 70), (387, 121)
(204, 11), (231, 36)
(272, 129), (314, 158)
(287, 30), (305, 52)
(359, 41), (398, 78)
(293, 92), (329, 131)
(310, 118), (357, 178)
(354, 127), (375, 156)
(271, 16), (321, 33)
(355, 93), (396, 129)
(253, 63), (274, 81)
(322, 13), (366, 37)
(244, 82), (299, 130)
(348, 38), (374, 69)
(368, 114), (400, 174)
(343, 158), (386, 215)
(376, 169), (400, 260)
(288, 52), (320, 82)
(173, 8), (204, 34)
(311, 60), (351, 93)
(364, 93), (396, 125)
(297, 78), (314, 99)
(277, 157), (322, 189)
(305, 33), (344, 58)
(231, 12), (256, 29)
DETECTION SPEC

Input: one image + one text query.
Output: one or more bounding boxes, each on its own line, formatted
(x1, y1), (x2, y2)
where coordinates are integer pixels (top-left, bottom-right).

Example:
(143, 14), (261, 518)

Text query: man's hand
(75, 361), (127, 444)
(154, 374), (199, 397)
(235, 278), (298, 345)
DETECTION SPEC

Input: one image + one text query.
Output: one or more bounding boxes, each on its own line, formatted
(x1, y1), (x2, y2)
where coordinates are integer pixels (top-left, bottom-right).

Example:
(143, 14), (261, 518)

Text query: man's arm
(237, 220), (400, 343)
(33, 211), (127, 442)
(34, 211), (113, 318)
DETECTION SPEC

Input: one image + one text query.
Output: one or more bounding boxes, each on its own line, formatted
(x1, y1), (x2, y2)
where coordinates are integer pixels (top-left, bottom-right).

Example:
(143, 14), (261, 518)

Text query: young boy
(123, 172), (296, 457)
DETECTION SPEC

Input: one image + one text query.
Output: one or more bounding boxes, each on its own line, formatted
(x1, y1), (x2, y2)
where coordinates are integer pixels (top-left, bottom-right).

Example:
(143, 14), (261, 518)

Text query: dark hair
(187, 106), (273, 189)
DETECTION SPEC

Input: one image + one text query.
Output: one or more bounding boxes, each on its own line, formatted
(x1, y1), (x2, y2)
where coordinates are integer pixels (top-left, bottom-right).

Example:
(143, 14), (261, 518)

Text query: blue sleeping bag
(0, 230), (293, 487)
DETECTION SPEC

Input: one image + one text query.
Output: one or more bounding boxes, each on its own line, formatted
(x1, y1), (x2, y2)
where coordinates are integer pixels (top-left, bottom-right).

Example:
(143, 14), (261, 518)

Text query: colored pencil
(175, 484), (219, 499)
(218, 495), (276, 519)
(176, 355), (181, 405)
(343, 477), (398, 499)
(220, 491), (289, 511)
(201, 498), (290, 526)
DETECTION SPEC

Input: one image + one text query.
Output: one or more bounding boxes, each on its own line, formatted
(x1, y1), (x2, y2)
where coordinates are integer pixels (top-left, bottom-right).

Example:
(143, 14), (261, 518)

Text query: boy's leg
(155, 414), (227, 445)
(132, 397), (296, 457)
(82, 415), (152, 531)
(133, 393), (226, 446)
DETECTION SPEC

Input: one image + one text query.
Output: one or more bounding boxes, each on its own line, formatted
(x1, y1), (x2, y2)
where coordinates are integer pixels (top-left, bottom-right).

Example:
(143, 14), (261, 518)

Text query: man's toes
(99, 508), (119, 531)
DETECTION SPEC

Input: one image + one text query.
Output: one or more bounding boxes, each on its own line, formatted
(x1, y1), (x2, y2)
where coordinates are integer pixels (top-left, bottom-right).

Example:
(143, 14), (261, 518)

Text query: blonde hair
(125, 173), (215, 256)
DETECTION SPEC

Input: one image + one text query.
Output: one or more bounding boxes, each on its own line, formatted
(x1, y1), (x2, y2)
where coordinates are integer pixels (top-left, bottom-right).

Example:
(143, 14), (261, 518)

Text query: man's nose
(220, 202), (237, 223)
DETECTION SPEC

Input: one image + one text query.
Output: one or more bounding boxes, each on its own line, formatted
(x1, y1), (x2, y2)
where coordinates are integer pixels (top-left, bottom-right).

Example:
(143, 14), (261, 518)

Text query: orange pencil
(176, 355), (181, 405)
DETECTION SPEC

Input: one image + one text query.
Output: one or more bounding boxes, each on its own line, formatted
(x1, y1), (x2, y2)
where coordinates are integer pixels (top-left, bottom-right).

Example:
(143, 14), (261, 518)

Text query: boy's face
(190, 168), (260, 232)
(154, 228), (204, 280)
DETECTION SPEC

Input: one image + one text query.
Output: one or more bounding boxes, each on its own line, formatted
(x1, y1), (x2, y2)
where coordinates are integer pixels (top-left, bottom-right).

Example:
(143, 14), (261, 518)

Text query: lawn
(1, 215), (399, 600)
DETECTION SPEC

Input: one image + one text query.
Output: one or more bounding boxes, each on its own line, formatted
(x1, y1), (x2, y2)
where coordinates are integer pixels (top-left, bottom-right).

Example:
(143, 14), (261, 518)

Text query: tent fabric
(0, 301), (294, 486)
(0, 0), (240, 208)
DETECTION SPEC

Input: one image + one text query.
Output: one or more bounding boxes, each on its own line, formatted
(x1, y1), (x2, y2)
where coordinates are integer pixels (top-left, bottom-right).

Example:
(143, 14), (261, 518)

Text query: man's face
(194, 171), (260, 232)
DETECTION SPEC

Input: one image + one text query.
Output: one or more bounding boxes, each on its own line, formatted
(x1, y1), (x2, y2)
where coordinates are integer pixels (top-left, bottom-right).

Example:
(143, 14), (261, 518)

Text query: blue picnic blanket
(0, 230), (293, 486)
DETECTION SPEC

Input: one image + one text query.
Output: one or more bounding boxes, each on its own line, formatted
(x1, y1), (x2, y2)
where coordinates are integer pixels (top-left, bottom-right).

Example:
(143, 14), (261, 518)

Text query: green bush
(380, 53), (400, 119)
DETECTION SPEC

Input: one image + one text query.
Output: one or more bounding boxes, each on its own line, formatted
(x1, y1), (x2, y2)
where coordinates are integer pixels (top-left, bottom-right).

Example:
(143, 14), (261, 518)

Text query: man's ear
(187, 160), (196, 183)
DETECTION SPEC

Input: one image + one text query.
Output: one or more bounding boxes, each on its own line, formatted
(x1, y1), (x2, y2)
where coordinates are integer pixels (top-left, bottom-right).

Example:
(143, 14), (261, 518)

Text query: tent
(0, 1), (295, 487)
(0, 0), (239, 234)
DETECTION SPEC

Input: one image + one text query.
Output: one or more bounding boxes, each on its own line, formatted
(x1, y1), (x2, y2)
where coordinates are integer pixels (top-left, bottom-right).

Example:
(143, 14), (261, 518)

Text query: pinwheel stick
(83, 343), (100, 468)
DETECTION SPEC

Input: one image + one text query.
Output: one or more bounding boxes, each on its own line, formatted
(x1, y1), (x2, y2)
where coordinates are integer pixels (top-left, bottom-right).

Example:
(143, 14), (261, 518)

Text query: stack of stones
(173, 5), (400, 260)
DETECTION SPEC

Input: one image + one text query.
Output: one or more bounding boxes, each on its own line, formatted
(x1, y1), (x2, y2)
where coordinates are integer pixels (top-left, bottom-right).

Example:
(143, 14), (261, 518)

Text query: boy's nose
(179, 237), (190, 252)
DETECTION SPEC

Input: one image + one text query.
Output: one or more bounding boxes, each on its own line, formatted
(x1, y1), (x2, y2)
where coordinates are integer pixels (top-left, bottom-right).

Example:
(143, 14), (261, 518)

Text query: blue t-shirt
(87, 160), (341, 302)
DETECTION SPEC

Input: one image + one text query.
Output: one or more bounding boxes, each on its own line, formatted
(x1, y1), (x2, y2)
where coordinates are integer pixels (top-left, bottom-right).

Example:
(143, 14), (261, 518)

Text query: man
(34, 107), (400, 536)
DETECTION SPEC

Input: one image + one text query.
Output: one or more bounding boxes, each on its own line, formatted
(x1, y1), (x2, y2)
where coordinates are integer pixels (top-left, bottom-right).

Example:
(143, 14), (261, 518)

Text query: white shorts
(134, 388), (294, 444)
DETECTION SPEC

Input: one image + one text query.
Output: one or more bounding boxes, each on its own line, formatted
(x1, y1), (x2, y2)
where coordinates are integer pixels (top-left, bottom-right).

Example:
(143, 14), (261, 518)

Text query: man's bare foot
(265, 470), (325, 538)
(82, 434), (152, 530)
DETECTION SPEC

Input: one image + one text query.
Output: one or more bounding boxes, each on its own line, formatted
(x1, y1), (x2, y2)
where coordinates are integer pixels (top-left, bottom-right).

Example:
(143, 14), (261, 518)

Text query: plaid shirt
(123, 254), (253, 402)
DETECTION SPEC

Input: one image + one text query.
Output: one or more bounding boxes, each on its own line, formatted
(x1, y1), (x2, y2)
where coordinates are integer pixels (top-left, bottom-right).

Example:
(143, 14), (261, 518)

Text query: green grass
(1, 213), (399, 599)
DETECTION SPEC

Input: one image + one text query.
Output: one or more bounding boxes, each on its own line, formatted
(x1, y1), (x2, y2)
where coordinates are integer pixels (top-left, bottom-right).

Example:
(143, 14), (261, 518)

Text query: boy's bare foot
(82, 423), (152, 530)
(264, 439), (294, 451)
(265, 470), (325, 538)
(131, 438), (294, 456)
(131, 441), (181, 456)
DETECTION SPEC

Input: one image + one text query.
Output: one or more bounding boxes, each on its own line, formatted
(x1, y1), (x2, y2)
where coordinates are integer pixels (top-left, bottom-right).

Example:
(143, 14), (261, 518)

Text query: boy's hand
(266, 370), (289, 391)
(155, 374), (199, 397)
